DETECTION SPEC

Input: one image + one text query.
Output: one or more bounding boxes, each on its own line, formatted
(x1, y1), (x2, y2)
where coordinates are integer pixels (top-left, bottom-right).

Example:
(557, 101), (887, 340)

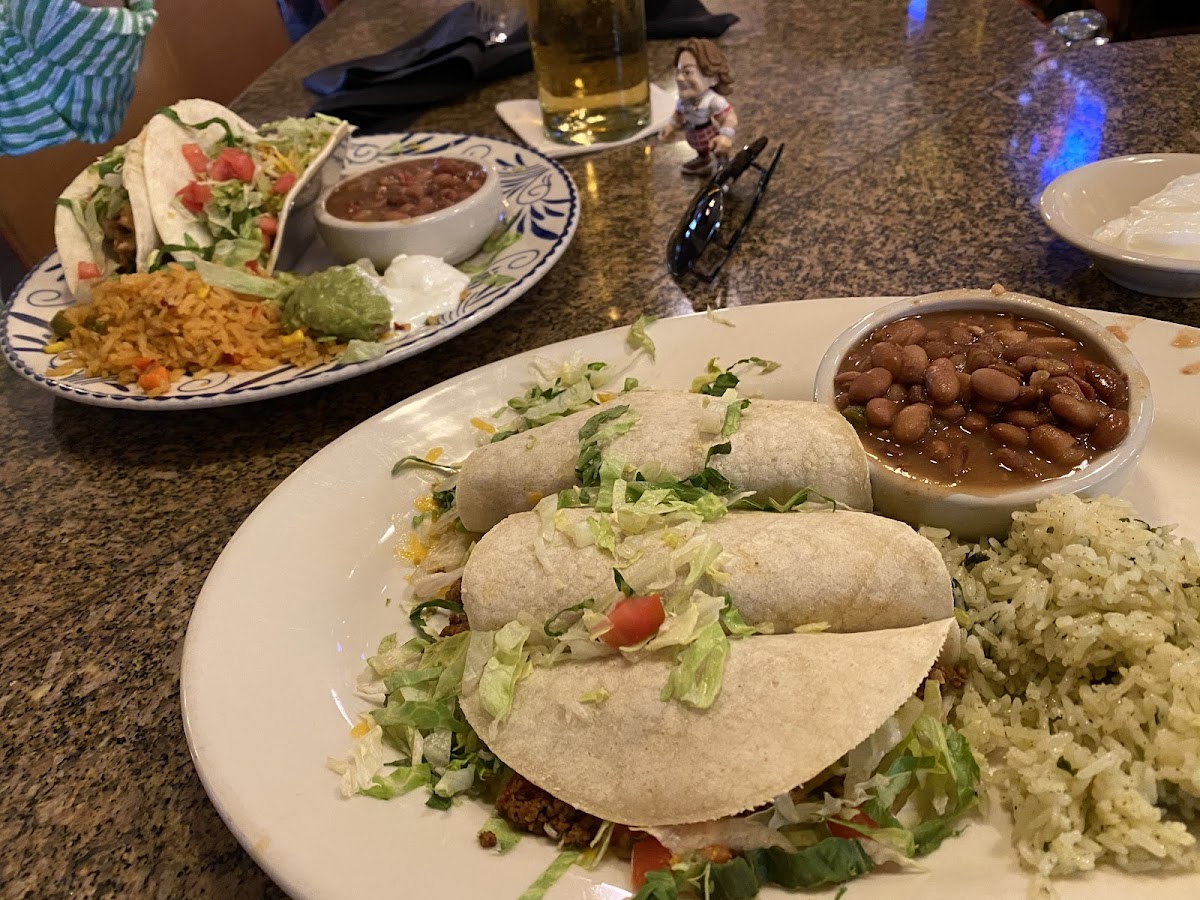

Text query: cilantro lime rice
(924, 494), (1200, 882)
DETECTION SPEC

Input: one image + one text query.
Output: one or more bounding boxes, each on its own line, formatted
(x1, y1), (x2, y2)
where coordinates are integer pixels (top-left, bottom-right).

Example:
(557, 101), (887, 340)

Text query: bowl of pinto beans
(813, 286), (1153, 538)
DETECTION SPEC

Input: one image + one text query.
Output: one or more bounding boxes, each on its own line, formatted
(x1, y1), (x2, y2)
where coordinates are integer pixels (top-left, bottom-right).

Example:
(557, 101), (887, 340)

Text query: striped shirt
(0, 0), (157, 156)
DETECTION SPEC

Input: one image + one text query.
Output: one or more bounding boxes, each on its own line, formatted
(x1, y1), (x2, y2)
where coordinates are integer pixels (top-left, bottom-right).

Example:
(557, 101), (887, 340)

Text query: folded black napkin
(304, 0), (739, 134)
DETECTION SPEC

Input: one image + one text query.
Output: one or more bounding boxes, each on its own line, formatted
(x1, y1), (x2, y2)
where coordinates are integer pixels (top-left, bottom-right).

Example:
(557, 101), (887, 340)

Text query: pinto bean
(923, 340), (953, 361)
(1029, 336), (1080, 354)
(927, 439), (952, 462)
(1049, 393), (1103, 430)
(971, 367), (1021, 402)
(908, 384), (928, 403)
(885, 384), (908, 403)
(966, 349), (995, 372)
(995, 329), (1029, 346)
(1035, 358), (1070, 376)
(898, 344), (930, 384)
(993, 447), (1042, 477)
(892, 403), (932, 444)
(947, 325), (974, 347)
(925, 359), (960, 405)
(1086, 363), (1128, 406)
(1030, 424), (1082, 465)
(933, 403), (966, 422)
(990, 423), (1029, 448)
(1015, 355), (1041, 375)
(848, 367), (894, 402)
(834, 370), (862, 385)
(960, 412), (989, 433)
(869, 341), (904, 376)
(879, 319), (927, 346)
(1091, 410), (1130, 451)
(1005, 409), (1047, 429)
(1045, 376), (1084, 400)
(865, 397), (899, 429)
(972, 399), (1002, 416)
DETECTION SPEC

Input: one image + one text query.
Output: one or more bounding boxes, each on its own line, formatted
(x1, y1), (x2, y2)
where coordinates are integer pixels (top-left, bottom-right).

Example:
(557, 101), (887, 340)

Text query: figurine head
(673, 38), (733, 102)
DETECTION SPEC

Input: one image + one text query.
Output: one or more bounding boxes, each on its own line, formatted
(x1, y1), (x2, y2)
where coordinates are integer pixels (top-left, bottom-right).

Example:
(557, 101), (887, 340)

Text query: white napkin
(495, 82), (676, 158)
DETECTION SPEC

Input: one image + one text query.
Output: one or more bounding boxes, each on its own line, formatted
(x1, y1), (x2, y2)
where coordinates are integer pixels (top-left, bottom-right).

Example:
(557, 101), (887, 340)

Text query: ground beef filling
(102, 201), (137, 273)
(439, 612), (469, 638)
(493, 773), (601, 848)
(925, 658), (969, 693)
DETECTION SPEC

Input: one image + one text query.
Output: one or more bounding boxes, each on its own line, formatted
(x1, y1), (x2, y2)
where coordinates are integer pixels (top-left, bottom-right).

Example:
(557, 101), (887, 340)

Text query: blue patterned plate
(0, 132), (579, 409)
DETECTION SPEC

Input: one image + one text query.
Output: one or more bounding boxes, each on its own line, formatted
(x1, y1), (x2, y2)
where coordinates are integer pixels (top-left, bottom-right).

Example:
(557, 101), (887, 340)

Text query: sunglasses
(666, 137), (784, 282)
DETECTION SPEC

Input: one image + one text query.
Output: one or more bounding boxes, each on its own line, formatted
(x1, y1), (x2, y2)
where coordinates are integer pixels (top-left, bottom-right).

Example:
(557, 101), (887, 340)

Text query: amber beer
(525, 0), (651, 145)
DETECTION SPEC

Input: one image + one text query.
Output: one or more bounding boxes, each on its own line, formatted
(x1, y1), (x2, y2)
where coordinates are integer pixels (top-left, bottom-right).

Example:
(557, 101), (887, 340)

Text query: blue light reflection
(906, 0), (927, 38)
(1037, 72), (1107, 188)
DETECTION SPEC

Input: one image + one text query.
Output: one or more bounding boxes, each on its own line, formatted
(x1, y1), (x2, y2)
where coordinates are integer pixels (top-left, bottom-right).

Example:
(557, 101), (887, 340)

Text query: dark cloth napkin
(304, 0), (739, 134)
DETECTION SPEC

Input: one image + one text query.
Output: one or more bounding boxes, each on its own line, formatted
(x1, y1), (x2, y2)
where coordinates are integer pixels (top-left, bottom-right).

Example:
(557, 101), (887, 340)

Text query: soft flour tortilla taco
(141, 98), (349, 274)
(462, 507), (954, 637)
(459, 619), (957, 826)
(455, 391), (874, 533)
(55, 133), (159, 301)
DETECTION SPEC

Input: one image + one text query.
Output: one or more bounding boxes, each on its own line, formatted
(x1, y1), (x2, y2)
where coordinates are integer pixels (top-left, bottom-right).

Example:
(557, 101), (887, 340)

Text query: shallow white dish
(181, 297), (1200, 900)
(315, 151), (505, 268)
(0, 131), (578, 409)
(1040, 153), (1200, 298)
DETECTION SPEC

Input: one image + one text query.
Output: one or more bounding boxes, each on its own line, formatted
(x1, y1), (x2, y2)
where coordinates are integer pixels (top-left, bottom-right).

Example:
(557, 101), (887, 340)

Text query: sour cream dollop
(379, 254), (471, 326)
(1093, 173), (1200, 261)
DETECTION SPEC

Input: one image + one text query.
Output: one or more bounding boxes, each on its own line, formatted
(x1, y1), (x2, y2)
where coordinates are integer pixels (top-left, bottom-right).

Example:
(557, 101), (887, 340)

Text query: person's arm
(0, 0), (157, 156)
(710, 101), (737, 155)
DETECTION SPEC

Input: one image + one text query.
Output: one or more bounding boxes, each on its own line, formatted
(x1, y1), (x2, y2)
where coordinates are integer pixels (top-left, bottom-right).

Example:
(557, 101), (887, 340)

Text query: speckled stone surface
(3, 1), (1200, 896)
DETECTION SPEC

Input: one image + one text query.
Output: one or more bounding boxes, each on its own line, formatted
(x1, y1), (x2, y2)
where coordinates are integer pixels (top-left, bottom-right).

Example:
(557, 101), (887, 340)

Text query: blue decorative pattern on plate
(0, 132), (579, 410)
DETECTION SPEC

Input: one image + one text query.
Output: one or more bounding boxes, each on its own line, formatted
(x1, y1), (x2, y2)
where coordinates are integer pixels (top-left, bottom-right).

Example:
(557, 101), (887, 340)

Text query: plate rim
(0, 130), (580, 410)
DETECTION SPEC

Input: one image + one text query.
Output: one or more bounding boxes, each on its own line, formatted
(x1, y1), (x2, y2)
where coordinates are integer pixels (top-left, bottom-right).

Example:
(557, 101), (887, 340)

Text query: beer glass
(524, 0), (651, 146)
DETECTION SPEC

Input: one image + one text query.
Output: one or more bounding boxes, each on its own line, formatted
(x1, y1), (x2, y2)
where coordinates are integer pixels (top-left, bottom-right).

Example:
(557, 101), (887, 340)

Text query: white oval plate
(0, 132), (579, 409)
(181, 298), (1200, 900)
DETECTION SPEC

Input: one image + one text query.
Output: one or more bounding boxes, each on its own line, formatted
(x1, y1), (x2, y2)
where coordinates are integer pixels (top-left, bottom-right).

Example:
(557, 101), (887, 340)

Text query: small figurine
(659, 38), (737, 177)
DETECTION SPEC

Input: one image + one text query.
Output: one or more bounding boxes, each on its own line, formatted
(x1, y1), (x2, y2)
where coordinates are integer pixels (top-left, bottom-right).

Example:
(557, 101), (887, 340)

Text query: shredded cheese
(424, 446), (444, 463)
(396, 532), (430, 565)
(470, 417), (496, 435)
(350, 720), (371, 738)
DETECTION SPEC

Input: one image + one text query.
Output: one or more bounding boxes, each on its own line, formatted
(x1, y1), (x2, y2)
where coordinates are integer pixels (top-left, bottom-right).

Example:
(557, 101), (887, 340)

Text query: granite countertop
(3, 0), (1200, 896)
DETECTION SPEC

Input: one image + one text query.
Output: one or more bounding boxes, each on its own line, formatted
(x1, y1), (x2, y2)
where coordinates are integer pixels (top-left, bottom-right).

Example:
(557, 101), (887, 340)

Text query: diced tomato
(208, 155), (233, 182)
(77, 261), (101, 280)
(826, 810), (878, 840)
(630, 836), (673, 890)
(176, 181), (212, 214)
(131, 356), (155, 372)
(181, 143), (209, 175)
(245, 259), (262, 275)
(258, 214), (278, 241)
(209, 147), (255, 182)
(600, 594), (665, 648)
(272, 172), (297, 195)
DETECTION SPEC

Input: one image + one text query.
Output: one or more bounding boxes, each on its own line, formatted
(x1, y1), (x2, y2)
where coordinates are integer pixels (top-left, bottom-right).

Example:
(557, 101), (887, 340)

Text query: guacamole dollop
(282, 265), (391, 342)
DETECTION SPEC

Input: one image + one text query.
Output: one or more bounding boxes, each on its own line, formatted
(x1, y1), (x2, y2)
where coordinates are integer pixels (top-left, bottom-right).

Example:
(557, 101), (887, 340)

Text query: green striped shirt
(0, 0), (157, 156)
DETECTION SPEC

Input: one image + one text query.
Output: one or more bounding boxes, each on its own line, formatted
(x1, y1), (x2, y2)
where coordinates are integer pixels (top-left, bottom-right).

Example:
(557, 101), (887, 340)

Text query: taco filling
(146, 102), (348, 273)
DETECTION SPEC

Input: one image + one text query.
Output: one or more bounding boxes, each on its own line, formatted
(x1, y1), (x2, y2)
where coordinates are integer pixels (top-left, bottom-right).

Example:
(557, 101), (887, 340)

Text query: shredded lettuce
(477, 622), (532, 723)
(575, 405), (637, 488)
(517, 849), (583, 900)
(478, 815), (523, 854)
(659, 620), (730, 709)
(360, 763), (433, 800)
(690, 357), (781, 396)
(627, 314), (658, 359)
(338, 339), (388, 364)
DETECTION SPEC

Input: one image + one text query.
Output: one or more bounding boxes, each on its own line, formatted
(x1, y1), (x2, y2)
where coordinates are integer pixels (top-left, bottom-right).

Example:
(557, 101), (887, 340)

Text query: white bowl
(813, 288), (1154, 539)
(315, 153), (504, 269)
(1040, 153), (1200, 298)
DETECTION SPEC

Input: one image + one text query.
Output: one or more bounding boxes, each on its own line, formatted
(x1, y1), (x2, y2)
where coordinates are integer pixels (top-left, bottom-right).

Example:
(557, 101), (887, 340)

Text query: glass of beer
(524, 0), (651, 146)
